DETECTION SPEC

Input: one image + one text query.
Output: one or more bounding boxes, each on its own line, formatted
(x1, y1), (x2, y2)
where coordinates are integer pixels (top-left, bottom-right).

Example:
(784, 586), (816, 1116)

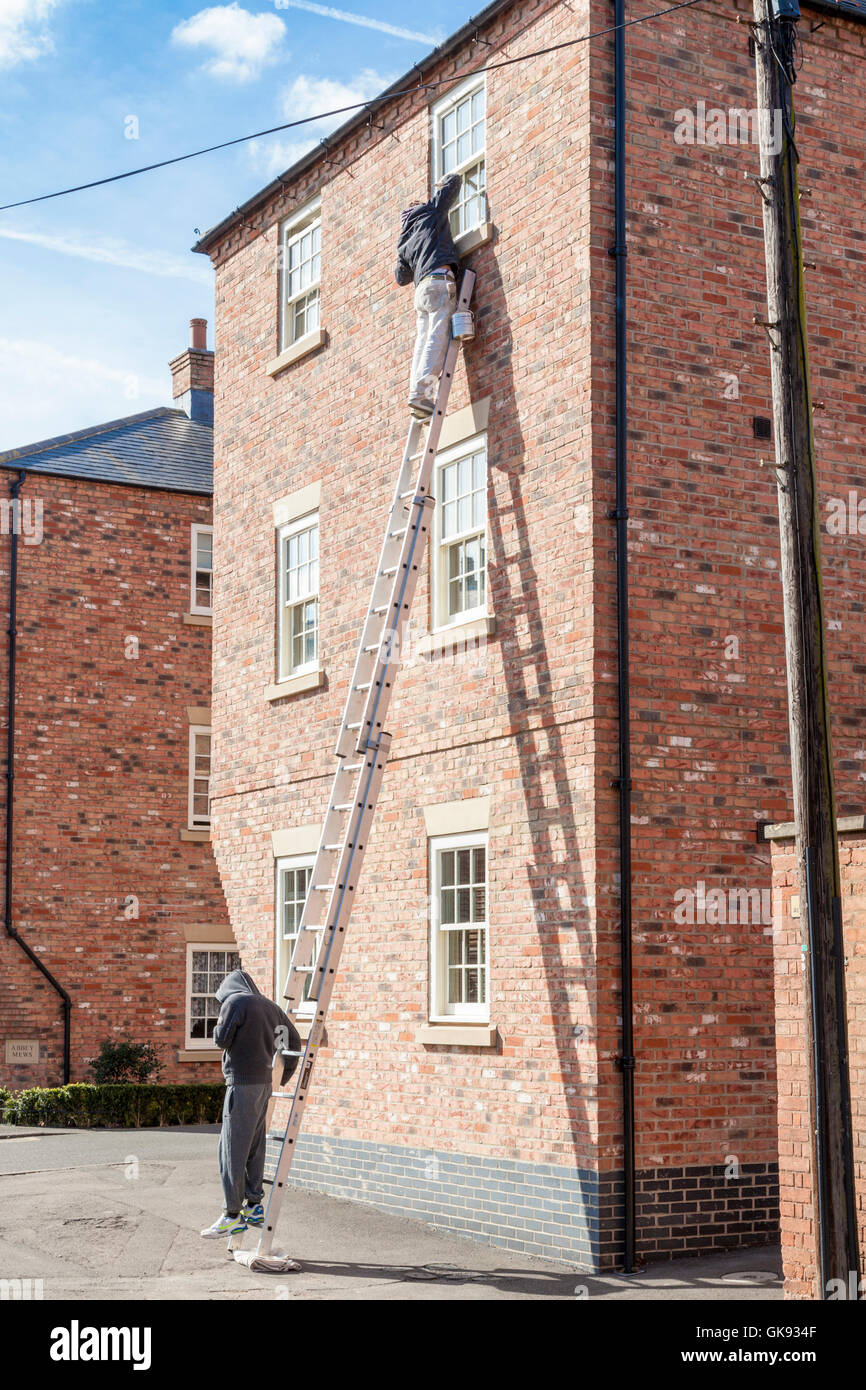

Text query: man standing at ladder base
(200, 969), (300, 1239)
(395, 173), (463, 418)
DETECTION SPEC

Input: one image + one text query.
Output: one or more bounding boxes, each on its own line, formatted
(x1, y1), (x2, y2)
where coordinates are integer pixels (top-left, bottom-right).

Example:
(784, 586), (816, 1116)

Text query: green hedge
(0, 1082), (225, 1129)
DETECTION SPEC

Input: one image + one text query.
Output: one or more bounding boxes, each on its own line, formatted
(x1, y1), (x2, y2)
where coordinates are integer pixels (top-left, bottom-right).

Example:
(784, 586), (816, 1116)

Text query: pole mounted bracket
(754, 316), (782, 352)
(747, 174), (775, 206)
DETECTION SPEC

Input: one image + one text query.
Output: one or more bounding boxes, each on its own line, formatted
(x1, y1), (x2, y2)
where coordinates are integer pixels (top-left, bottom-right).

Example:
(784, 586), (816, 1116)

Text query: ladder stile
(250, 272), (475, 1261)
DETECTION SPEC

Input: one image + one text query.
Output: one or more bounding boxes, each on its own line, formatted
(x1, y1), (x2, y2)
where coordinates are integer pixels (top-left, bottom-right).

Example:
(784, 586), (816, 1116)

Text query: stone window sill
(265, 667), (324, 701)
(417, 615), (495, 657)
(455, 222), (493, 255)
(177, 1049), (221, 1062)
(181, 828), (210, 843)
(183, 612), (212, 627)
(415, 1023), (497, 1047)
(266, 329), (327, 377)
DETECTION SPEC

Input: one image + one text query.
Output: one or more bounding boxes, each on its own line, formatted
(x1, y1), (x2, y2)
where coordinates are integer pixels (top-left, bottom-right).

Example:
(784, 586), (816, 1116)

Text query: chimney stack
(169, 318), (214, 425)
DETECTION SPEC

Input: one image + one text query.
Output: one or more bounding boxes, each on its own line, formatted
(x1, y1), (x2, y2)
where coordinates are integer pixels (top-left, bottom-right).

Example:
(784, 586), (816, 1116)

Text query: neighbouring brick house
(0, 322), (235, 1090)
(194, 0), (866, 1271)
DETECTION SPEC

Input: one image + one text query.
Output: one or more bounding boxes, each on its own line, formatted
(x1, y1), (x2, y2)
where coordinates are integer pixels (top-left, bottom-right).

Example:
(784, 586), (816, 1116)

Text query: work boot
(200, 1211), (246, 1238)
(241, 1200), (264, 1227)
(408, 396), (434, 418)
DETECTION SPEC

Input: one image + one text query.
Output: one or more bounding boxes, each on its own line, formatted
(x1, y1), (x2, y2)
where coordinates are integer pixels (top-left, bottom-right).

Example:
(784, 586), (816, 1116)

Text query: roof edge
(0, 406), (187, 466)
(192, 0), (865, 258)
(192, 0), (518, 257)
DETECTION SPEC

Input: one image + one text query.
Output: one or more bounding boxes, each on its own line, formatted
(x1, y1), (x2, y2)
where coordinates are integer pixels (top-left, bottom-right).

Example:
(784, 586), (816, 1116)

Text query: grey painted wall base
(266, 1130), (603, 1268)
(265, 1133), (780, 1271)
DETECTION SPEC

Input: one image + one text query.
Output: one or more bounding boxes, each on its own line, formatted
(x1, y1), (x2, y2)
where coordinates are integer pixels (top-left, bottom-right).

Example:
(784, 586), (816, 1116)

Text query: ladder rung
(354, 681), (372, 692)
(362, 644), (380, 653)
(323, 844), (342, 852)
(380, 566), (399, 577)
(389, 527), (408, 539)
(341, 762), (363, 771)
(312, 883), (335, 892)
(332, 802), (353, 811)
(371, 604), (390, 615)
(346, 720), (362, 729)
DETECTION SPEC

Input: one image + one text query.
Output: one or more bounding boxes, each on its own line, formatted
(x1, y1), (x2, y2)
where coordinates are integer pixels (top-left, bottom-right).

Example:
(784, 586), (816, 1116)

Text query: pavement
(0, 1125), (784, 1301)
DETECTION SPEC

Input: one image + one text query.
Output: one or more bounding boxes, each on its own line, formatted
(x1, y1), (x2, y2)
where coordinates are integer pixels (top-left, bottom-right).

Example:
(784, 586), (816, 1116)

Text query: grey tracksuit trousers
(218, 1082), (271, 1215)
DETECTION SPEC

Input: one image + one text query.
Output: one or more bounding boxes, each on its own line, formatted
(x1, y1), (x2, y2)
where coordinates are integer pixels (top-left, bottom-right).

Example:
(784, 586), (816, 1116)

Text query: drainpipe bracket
(611, 777), (633, 790)
(616, 1055), (636, 1072)
(608, 244), (627, 258)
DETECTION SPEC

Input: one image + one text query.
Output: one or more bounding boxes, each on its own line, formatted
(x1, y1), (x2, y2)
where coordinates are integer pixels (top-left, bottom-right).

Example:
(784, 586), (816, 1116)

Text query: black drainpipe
(4, 469), (71, 1083)
(610, 0), (636, 1273)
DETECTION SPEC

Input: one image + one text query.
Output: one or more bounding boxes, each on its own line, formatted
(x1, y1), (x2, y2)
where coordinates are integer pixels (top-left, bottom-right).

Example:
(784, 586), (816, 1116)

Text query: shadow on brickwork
(466, 248), (595, 1168)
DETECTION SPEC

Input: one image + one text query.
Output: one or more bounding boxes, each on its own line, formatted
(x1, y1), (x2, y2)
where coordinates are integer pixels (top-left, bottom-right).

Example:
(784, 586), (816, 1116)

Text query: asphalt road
(0, 1125), (784, 1301)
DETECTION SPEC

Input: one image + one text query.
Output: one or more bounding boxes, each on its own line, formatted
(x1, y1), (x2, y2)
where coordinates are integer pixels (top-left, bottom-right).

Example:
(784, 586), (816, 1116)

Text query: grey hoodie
(213, 969), (301, 1087)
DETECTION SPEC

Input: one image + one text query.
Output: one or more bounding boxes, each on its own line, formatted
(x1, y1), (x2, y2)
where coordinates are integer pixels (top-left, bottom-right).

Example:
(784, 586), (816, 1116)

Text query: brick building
(768, 824), (866, 1298)
(0, 322), (235, 1089)
(194, 0), (866, 1270)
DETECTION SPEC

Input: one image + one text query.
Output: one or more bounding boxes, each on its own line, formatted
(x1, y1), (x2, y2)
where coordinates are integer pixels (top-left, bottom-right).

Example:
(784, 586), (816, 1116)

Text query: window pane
(196, 532), (212, 567)
(441, 886), (455, 925)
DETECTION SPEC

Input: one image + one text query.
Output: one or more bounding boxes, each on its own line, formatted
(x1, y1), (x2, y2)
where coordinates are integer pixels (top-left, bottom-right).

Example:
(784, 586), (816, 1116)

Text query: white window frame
(429, 830), (490, 1022)
(431, 433), (488, 632)
(280, 198), (322, 351)
(184, 943), (240, 1050)
(188, 724), (212, 829)
(190, 523), (213, 616)
(277, 510), (320, 681)
(275, 854), (317, 1015)
(431, 74), (487, 241)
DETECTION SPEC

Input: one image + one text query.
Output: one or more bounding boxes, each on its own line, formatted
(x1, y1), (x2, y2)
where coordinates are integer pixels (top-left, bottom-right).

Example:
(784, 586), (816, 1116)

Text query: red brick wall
(208, 0), (601, 1170)
(0, 471), (231, 1088)
(589, 0), (866, 1188)
(203, 0), (866, 1257)
(771, 832), (866, 1298)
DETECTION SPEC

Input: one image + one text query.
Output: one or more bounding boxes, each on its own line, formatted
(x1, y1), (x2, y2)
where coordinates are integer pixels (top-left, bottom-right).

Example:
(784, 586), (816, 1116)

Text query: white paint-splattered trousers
(409, 271), (456, 406)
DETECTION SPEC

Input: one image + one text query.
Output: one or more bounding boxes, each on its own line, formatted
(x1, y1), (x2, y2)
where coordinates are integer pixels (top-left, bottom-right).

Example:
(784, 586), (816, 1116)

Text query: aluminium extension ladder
(239, 269), (476, 1262)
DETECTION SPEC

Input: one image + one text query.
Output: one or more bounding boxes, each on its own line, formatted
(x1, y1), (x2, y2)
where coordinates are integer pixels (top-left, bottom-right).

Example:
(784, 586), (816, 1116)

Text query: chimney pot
(190, 318), (208, 351)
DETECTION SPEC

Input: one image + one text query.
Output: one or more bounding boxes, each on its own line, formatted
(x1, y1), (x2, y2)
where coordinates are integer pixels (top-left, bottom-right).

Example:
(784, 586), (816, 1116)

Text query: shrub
(1, 1082), (224, 1129)
(88, 1039), (164, 1085)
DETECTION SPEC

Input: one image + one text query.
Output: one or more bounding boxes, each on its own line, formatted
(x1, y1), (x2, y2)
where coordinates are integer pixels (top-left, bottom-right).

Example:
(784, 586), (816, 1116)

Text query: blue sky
(0, 1), (473, 450)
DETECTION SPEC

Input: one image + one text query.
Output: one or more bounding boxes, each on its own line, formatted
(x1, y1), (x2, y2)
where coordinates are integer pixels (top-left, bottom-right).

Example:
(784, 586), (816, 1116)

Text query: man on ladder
(395, 173), (463, 417)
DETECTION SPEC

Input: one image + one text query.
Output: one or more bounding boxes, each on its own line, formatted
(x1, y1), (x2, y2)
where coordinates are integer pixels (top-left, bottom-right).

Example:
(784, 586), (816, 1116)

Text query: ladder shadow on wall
(467, 251), (595, 1166)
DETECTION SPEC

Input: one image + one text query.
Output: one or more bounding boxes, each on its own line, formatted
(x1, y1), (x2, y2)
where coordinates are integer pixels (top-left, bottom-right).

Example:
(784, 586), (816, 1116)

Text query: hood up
(215, 969), (261, 1003)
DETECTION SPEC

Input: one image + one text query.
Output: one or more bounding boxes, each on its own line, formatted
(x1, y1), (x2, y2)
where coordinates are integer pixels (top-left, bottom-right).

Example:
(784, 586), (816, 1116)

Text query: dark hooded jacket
(213, 969), (301, 1087)
(394, 173), (463, 287)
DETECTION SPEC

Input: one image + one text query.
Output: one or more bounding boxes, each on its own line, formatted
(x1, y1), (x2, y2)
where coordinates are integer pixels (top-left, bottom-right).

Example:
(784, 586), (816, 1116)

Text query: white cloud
(0, 0), (62, 69)
(248, 67), (394, 177)
(172, 3), (286, 83)
(0, 338), (168, 453)
(280, 68), (392, 124)
(273, 1), (438, 46)
(0, 226), (212, 283)
(246, 136), (318, 179)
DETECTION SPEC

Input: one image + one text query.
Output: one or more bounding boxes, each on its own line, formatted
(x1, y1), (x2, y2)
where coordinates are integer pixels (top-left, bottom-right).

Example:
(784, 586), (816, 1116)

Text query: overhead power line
(0, 0), (706, 215)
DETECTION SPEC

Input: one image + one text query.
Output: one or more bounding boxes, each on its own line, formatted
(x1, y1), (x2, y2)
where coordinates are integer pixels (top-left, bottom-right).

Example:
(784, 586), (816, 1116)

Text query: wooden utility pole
(751, 0), (860, 1296)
